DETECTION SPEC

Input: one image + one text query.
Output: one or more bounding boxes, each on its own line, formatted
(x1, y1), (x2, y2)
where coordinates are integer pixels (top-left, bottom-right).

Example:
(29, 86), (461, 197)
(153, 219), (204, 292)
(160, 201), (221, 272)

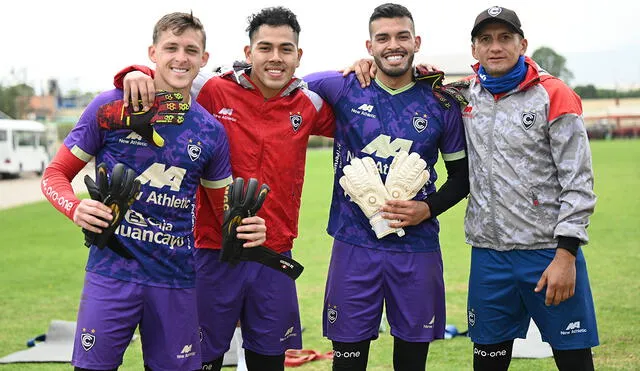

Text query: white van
(0, 119), (50, 178)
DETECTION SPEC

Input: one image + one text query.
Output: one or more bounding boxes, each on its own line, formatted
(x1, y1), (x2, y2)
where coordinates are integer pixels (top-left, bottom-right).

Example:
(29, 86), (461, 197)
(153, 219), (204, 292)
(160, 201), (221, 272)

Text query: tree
(573, 84), (598, 99)
(0, 83), (34, 119)
(531, 46), (574, 84)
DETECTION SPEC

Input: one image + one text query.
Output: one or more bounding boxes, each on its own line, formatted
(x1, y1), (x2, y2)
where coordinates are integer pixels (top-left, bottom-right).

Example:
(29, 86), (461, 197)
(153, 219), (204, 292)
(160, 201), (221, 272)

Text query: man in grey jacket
(460, 6), (598, 371)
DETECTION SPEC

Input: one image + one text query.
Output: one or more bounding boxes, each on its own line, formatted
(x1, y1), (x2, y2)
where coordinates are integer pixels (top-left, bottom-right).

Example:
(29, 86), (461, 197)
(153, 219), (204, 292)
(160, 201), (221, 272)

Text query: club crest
(468, 310), (476, 327)
(188, 141), (202, 161)
(412, 114), (428, 133)
(290, 113), (302, 131)
(81, 331), (96, 351)
(327, 308), (338, 324)
(521, 112), (536, 130)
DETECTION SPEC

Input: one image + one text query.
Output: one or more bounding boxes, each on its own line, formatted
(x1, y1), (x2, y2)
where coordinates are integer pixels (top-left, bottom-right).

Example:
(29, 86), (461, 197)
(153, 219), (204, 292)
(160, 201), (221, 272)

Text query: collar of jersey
(374, 78), (416, 95)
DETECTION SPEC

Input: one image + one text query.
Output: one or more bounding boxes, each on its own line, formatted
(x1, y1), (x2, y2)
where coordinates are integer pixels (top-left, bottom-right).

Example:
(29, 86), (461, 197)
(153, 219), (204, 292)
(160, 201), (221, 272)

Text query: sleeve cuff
(557, 236), (580, 256)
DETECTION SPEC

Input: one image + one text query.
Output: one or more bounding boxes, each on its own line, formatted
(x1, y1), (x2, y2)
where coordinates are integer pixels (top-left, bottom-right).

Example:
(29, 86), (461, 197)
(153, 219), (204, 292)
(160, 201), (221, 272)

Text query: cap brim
(472, 19), (522, 37)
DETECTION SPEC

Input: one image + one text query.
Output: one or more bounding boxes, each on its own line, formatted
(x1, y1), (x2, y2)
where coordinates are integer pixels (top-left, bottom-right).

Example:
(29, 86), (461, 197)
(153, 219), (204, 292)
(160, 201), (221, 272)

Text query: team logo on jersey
(468, 310), (476, 327)
(81, 328), (96, 351)
(327, 306), (338, 324)
(412, 113), (429, 133)
(187, 139), (202, 161)
(290, 112), (302, 131)
(521, 111), (537, 130)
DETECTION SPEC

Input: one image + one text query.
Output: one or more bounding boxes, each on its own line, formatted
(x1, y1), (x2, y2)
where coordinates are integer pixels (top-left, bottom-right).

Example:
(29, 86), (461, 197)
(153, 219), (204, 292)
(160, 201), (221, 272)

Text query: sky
(2, 0), (639, 94)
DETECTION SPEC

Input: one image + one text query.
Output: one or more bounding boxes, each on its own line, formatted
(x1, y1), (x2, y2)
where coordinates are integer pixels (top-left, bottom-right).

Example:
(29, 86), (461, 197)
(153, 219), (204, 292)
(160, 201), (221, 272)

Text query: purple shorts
(195, 248), (302, 361)
(72, 272), (201, 371)
(323, 240), (445, 342)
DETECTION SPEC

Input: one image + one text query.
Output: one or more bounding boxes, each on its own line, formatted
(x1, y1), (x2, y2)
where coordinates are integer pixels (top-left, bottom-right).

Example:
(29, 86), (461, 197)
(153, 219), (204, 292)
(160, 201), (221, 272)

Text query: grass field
(0, 139), (638, 370)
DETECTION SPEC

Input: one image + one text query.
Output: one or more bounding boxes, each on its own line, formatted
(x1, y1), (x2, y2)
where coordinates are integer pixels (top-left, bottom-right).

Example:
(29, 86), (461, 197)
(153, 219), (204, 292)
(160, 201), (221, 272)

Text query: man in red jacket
(112, 6), (335, 371)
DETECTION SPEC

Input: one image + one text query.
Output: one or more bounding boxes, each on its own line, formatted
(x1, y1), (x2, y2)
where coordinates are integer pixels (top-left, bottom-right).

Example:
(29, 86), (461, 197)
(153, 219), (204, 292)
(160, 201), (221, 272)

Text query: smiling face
(149, 27), (209, 97)
(367, 16), (421, 88)
(244, 24), (302, 99)
(471, 22), (527, 78)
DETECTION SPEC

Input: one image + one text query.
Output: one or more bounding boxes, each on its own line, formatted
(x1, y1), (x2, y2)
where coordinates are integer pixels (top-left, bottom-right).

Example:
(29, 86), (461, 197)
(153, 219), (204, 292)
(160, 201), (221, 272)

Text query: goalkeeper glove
(339, 156), (404, 239)
(385, 151), (430, 201)
(96, 91), (189, 147)
(220, 178), (269, 265)
(83, 163), (141, 259)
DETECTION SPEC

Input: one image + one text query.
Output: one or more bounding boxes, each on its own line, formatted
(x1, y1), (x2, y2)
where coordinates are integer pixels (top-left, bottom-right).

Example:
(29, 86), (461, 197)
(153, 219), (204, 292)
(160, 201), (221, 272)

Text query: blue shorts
(467, 247), (599, 350)
(324, 240), (445, 343)
(195, 248), (302, 360)
(72, 272), (201, 371)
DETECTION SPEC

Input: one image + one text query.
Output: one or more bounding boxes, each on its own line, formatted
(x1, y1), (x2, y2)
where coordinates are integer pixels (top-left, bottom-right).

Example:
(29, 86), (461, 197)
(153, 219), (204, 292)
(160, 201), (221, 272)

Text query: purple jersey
(64, 89), (232, 288)
(304, 71), (466, 253)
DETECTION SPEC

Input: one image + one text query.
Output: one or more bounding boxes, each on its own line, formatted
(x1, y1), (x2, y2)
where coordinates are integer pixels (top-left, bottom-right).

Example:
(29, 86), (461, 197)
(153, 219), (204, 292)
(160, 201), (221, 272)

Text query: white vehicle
(0, 119), (50, 178)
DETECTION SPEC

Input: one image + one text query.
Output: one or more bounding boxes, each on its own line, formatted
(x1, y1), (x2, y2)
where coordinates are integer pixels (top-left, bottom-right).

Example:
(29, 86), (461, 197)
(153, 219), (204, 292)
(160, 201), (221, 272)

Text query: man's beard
(374, 53), (415, 78)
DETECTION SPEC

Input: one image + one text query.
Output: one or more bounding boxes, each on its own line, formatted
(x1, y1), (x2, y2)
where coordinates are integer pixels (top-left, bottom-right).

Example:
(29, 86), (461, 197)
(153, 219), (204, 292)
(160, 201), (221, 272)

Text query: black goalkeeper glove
(220, 177), (269, 265)
(219, 177), (305, 279)
(83, 162), (141, 259)
(96, 91), (189, 147)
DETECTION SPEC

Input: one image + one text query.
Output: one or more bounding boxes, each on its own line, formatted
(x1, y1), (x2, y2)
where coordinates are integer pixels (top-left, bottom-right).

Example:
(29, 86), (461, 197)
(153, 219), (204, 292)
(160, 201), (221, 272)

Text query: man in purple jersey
(41, 12), (265, 371)
(303, 4), (469, 370)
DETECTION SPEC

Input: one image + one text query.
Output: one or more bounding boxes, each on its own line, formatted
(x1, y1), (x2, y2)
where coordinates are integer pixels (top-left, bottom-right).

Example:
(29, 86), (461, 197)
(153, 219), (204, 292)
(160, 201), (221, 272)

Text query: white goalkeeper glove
(385, 151), (430, 201)
(339, 156), (405, 239)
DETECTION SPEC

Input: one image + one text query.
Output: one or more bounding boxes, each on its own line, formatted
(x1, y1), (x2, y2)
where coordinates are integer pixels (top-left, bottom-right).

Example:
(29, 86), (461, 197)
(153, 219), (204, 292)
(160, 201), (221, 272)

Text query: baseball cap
(471, 6), (524, 38)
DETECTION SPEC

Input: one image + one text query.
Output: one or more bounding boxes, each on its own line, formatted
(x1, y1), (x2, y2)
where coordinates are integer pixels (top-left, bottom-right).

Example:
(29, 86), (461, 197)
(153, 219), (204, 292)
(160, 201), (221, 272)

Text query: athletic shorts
(194, 248), (302, 361)
(467, 247), (599, 350)
(72, 271), (201, 371)
(323, 239), (445, 343)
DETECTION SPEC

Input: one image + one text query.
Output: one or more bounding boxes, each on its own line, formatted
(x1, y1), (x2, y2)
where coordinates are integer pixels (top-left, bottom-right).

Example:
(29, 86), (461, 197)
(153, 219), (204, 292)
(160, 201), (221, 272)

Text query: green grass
(0, 139), (638, 370)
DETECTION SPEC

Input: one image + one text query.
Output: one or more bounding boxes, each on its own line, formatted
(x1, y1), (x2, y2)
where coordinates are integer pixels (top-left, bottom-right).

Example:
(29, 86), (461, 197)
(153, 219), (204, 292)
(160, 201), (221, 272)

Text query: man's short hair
(153, 12), (206, 49)
(246, 6), (301, 44)
(369, 3), (415, 34)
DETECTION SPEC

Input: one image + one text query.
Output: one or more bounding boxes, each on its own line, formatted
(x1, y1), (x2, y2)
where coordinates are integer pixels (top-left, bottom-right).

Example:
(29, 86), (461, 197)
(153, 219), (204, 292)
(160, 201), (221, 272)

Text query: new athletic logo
(137, 163), (186, 191)
(423, 315), (435, 329)
(560, 320), (587, 335)
(176, 343), (196, 359)
(361, 134), (412, 159)
(351, 103), (377, 118)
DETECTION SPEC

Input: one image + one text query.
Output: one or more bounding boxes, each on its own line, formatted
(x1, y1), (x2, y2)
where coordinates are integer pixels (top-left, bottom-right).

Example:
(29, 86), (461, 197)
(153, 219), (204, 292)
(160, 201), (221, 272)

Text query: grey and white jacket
(459, 57), (596, 251)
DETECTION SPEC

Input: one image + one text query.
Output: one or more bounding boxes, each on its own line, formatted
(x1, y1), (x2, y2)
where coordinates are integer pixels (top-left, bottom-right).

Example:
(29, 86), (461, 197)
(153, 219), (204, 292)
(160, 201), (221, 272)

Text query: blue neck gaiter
(478, 56), (527, 94)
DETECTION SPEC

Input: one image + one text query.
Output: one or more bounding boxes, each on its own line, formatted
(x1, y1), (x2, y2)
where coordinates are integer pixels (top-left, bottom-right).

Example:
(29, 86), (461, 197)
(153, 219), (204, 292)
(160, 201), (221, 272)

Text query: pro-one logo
(334, 351), (361, 358)
(473, 347), (507, 358)
(137, 163), (186, 191)
(218, 108), (233, 116)
(361, 134), (412, 159)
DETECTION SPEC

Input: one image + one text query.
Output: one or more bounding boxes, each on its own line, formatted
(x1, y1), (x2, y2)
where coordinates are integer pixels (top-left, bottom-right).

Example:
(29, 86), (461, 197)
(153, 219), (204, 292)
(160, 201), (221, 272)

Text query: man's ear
(471, 43), (478, 61)
(244, 45), (252, 64)
(366, 40), (373, 56)
(519, 37), (528, 56)
(414, 35), (421, 53)
(296, 48), (303, 68)
(148, 45), (157, 63)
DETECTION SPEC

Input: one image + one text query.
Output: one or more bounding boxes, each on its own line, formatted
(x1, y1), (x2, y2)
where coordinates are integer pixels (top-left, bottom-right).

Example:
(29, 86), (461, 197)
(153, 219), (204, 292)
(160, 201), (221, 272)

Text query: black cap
(471, 6), (524, 38)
